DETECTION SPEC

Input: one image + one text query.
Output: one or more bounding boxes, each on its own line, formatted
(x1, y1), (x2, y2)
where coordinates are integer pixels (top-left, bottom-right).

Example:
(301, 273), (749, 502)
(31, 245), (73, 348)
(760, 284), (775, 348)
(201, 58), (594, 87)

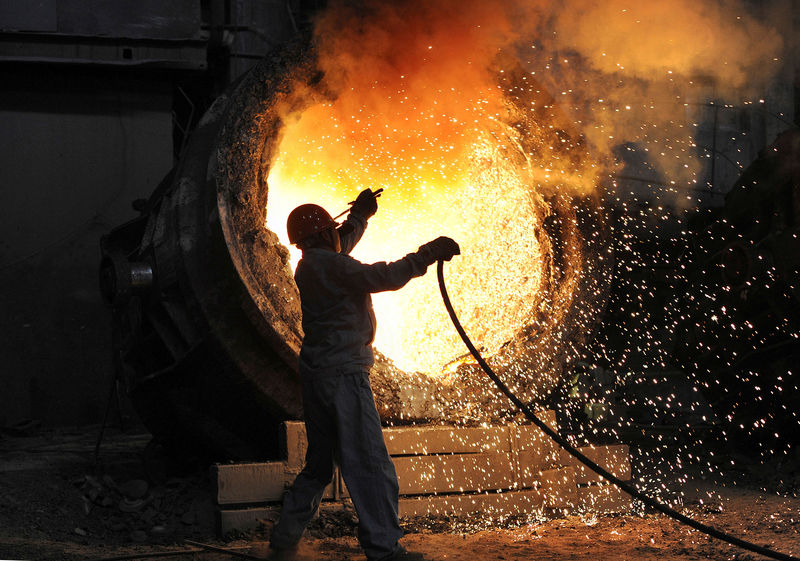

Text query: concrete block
(215, 462), (336, 506)
(218, 502), (347, 535)
(513, 418), (558, 458)
(337, 472), (349, 499)
(217, 483), (629, 535)
(281, 414), (559, 460)
(559, 444), (631, 485)
(398, 488), (546, 518)
(393, 452), (515, 495)
(218, 506), (278, 534)
(283, 421), (307, 469)
(514, 410), (558, 451)
(576, 484), (632, 514)
(516, 448), (561, 487)
(383, 425), (511, 456)
(538, 467), (578, 509)
(214, 462), (289, 505)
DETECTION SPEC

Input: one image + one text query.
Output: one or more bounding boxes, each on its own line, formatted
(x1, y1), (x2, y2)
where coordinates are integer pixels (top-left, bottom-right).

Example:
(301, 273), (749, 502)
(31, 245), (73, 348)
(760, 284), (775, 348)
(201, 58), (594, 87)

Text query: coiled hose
(436, 260), (799, 561)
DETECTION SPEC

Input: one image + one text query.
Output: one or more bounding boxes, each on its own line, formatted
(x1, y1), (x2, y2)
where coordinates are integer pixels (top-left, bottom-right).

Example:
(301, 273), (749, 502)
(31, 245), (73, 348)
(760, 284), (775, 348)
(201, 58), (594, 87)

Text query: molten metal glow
(267, 98), (542, 373)
(265, 70), (598, 376)
(260, 0), (609, 376)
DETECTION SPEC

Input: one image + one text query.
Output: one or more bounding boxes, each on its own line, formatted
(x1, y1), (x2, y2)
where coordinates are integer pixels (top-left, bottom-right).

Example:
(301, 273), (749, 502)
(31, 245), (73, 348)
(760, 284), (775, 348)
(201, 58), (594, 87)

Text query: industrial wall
(0, 66), (173, 426)
(0, 0), (204, 428)
(0, 0), (304, 429)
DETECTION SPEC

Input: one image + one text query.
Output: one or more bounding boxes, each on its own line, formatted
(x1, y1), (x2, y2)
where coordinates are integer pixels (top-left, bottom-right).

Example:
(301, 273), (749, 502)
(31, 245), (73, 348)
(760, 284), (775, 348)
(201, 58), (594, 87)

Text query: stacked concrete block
(213, 412), (632, 534)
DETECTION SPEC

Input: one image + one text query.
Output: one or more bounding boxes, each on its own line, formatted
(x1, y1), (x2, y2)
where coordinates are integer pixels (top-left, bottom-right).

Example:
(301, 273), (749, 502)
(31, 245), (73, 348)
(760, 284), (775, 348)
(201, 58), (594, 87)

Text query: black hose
(436, 260), (800, 561)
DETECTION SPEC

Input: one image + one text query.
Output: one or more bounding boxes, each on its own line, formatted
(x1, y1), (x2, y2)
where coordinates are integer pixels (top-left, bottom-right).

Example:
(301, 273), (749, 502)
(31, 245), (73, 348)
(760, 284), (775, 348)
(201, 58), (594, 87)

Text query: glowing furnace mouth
(212, 44), (611, 419)
(259, 57), (605, 388)
(266, 124), (552, 376)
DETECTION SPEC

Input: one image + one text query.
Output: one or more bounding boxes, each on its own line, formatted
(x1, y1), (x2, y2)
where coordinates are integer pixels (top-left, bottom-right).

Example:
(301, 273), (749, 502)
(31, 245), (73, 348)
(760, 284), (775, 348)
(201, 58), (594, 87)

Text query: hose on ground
(436, 259), (799, 561)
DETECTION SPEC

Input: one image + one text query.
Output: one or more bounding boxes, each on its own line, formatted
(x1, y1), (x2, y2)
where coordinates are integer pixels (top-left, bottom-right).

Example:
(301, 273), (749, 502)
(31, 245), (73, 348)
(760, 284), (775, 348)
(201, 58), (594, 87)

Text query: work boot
(264, 543), (300, 561)
(378, 544), (427, 561)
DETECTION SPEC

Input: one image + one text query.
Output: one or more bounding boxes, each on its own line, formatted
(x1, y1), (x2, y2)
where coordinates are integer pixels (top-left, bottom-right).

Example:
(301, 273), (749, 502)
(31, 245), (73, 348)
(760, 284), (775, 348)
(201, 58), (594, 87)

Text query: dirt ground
(1, 425), (799, 561)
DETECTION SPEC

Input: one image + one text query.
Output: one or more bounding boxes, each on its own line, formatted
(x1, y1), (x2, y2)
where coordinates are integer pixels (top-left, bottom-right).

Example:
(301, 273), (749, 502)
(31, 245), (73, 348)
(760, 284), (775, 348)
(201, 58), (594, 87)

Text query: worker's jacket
(295, 213), (429, 377)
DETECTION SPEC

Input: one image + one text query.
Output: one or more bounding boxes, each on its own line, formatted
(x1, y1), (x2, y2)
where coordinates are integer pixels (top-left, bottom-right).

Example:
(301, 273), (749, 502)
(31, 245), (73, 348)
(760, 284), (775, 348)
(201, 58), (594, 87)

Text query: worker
(268, 188), (459, 561)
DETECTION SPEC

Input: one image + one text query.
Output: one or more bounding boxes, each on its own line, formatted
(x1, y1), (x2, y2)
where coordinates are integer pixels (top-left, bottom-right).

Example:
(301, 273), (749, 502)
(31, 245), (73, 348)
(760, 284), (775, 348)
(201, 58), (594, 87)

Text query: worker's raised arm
(338, 212), (367, 254)
(338, 189), (380, 254)
(339, 236), (460, 293)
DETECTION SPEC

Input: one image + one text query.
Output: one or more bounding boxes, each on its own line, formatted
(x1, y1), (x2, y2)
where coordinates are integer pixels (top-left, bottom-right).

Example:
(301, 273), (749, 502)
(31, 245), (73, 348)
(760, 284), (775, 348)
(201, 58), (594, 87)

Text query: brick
(398, 489), (546, 518)
(393, 452), (515, 495)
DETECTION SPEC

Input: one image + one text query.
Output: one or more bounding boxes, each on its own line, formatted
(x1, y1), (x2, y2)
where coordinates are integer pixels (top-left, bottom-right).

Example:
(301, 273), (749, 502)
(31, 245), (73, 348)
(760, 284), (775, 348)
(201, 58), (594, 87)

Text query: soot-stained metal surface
(101, 40), (612, 460)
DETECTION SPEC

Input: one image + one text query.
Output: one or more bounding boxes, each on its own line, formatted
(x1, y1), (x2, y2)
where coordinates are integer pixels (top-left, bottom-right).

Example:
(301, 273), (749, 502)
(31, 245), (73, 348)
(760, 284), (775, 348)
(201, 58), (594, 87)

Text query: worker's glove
(350, 188), (379, 218)
(418, 236), (461, 266)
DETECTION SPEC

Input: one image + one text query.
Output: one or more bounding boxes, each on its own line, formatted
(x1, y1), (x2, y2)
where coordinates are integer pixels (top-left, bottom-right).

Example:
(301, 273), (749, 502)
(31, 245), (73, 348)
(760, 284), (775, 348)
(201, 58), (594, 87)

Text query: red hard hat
(286, 203), (337, 244)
